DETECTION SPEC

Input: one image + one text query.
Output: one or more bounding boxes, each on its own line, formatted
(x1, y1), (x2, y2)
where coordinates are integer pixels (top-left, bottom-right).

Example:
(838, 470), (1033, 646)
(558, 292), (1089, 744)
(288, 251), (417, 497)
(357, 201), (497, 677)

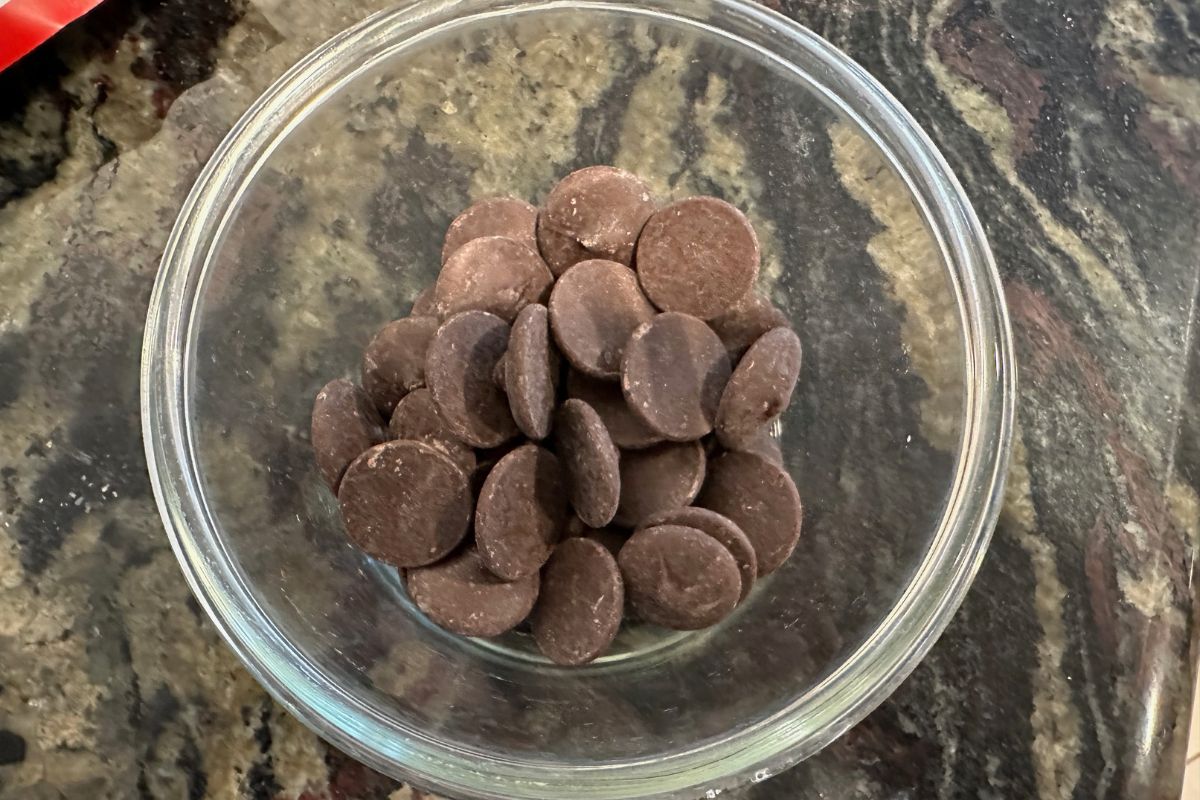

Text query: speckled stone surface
(1, 1), (1198, 799)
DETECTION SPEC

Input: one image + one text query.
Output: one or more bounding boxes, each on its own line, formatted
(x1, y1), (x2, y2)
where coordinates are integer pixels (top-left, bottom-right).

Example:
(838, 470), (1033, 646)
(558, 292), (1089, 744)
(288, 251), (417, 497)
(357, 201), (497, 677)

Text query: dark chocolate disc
(532, 538), (624, 665)
(555, 399), (621, 528)
(425, 311), (519, 448)
(410, 284), (438, 317)
(434, 236), (553, 322)
(536, 166), (656, 275)
(635, 196), (760, 320)
(442, 196), (538, 263)
(621, 312), (731, 441)
(407, 547), (539, 637)
(709, 291), (788, 360)
(566, 370), (662, 449)
(361, 316), (439, 416)
(387, 387), (476, 475)
(475, 444), (568, 580)
(338, 440), (473, 568)
(311, 378), (385, 492)
(715, 327), (802, 449)
(504, 303), (559, 440)
(639, 506), (757, 603)
(614, 441), (706, 527)
(697, 450), (802, 575)
(618, 524), (740, 629)
(549, 259), (656, 380)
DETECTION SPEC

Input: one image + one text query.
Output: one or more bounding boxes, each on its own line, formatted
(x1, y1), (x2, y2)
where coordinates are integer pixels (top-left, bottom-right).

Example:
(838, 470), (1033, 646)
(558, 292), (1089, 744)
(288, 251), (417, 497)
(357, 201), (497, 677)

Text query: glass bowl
(141, 1), (1015, 798)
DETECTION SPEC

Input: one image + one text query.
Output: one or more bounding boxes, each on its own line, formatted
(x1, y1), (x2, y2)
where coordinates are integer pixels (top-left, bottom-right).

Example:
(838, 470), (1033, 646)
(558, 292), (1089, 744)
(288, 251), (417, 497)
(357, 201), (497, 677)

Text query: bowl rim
(141, 1), (1016, 797)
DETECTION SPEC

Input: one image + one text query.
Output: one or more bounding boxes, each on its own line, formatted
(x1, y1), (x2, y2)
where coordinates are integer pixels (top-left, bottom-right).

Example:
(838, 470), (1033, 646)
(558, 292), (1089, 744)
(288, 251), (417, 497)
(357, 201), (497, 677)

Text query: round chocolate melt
(311, 378), (385, 492)
(716, 327), (802, 449)
(425, 311), (518, 448)
(361, 316), (439, 416)
(338, 440), (472, 568)
(387, 387), (476, 475)
(536, 166), (656, 275)
(640, 506), (757, 603)
(697, 450), (802, 575)
(475, 444), (567, 580)
(566, 370), (662, 449)
(442, 196), (539, 263)
(549, 259), (656, 380)
(532, 537), (624, 665)
(504, 303), (559, 440)
(618, 524), (741, 629)
(555, 399), (620, 528)
(407, 547), (539, 637)
(621, 312), (731, 441)
(614, 441), (706, 527)
(434, 236), (553, 323)
(635, 196), (760, 320)
(709, 291), (788, 360)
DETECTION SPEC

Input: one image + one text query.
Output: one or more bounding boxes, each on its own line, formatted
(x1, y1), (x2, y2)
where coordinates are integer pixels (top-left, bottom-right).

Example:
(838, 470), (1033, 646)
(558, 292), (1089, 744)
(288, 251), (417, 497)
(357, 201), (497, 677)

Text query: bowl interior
(169, 0), (982, 792)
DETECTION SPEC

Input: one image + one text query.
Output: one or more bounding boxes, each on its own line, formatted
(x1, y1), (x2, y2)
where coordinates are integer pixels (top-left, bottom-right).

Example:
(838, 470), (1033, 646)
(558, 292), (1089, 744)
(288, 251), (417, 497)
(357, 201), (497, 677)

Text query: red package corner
(0, 0), (107, 73)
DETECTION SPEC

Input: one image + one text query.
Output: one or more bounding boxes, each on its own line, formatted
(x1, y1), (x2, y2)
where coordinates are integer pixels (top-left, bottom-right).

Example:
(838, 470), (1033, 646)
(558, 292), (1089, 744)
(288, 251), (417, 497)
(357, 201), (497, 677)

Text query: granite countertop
(1, 1), (1198, 798)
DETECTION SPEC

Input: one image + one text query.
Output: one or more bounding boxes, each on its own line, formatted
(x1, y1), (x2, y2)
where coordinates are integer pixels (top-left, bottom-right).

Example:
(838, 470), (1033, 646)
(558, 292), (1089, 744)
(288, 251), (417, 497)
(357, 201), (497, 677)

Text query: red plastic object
(0, 0), (106, 72)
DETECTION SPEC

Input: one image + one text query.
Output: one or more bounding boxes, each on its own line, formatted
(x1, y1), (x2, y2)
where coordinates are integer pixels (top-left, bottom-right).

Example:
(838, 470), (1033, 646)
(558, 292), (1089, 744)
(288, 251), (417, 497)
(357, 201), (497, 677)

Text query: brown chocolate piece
(475, 444), (567, 580)
(709, 291), (788, 360)
(472, 437), (526, 491)
(504, 303), (559, 440)
(555, 399), (620, 528)
(532, 538), (624, 665)
(535, 225), (589, 276)
(442, 197), (538, 263)
(411, 284), (438, 317)
(586, 528), (630, 558)
(434, 236), (553, 323)
(561, 513), (628, 551)
(730, 426), (785, 467)
(566, 370), (662, 449)
(338, 440), (472, 567)
(311, 379), (386, 492)
(563, 514), (590, 538)
(640, 507), (757, 603)
(614, 441), (706, 527)
(716, 327), (802, 449)
(492, 354), (508, 387)
(536, 166), (656, 275)
(548, 260), (656, 380)
(426, 311), (519, 448)
(564, 515), (630, 557)
(387, 387), (476, 475)
(361, 316), (439, 416)
(407, 546), (539, 637)
(698, 450), (802, 575)
(635, 197), (760, 320)
(621, 312), (731, 441)
(618, 525), (741, 629)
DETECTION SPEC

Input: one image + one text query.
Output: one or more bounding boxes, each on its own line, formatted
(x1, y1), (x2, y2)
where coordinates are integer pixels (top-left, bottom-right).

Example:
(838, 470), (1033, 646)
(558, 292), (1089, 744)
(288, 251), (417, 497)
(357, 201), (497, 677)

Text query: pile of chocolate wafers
(310, 166), (803, 666)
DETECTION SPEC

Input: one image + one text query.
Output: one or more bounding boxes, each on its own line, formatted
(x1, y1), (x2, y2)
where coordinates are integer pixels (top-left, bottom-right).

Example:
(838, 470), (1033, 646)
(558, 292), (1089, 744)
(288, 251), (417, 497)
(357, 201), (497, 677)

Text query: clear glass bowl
(141, 1), (1015, 798)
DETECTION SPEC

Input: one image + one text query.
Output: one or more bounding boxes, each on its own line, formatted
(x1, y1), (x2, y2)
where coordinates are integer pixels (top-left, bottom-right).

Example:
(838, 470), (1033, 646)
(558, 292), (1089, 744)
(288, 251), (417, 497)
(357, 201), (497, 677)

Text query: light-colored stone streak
(118, 547), (270, 799)
(829, 121), (962, 452)
(925, 0), (1187, 473)
(925, 0), (1136, 320)
(0, 516), (108, 795)
(1000, 435), (1082, 800)
(387, 21), (621, 199)
(613, 38), (691, 195)
(688, 75), (782, 291)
